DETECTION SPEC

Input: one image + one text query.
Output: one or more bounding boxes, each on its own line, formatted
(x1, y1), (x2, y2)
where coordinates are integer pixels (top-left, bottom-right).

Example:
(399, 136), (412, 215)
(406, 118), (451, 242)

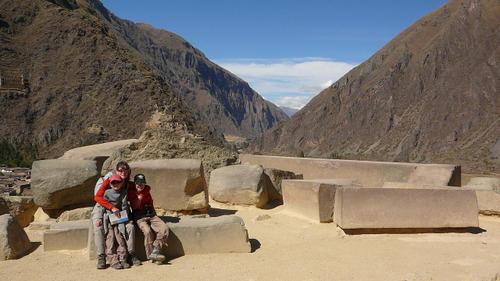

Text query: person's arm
(94, 178), (114, 210)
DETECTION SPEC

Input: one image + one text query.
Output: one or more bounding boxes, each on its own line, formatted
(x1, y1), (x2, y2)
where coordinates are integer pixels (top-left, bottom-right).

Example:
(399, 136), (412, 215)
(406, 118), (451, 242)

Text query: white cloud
(216, 58), (357, 109)
(275, 96), (313, 110)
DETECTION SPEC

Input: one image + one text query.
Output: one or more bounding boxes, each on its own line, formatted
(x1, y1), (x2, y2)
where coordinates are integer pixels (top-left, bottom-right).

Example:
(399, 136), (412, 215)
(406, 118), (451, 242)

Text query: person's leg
(105, 224), (120, 268)
(125, 221), (141, 266)
(114, 225), (130, 269)
(125, 221), (135, 254)
(91, 206), (106, 268)
(137, 217), (154, 257)
(149, 216), (169, 249)
(147, 216), (167, 264)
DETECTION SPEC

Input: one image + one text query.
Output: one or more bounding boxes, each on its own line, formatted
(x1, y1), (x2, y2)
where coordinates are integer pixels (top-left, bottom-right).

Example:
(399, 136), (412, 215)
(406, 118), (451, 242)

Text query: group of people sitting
(91, 161), (169, 269)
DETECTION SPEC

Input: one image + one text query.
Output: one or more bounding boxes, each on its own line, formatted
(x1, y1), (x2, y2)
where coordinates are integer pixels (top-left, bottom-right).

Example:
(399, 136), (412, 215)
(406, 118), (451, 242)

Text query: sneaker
(120, 260), (131, 269)
(129, 255), (142, 266)
(111, 262), (123, 270)
(96, 255), (106, 270)
(148, 247), (165, 263)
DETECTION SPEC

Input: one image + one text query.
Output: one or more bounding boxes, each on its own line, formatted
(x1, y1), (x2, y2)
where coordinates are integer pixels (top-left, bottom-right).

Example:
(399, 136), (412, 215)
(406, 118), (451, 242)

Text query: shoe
(111, 262), (123, 270)
(96, 255), (106, 270)
(120, 260), (131, 269)
(129, 255), (142, 266)
(148, 247), (165, 263)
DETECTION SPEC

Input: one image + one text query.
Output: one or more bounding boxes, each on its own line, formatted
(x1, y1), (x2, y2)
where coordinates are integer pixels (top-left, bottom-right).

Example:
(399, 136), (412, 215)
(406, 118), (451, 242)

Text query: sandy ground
(2, 202), (500, 281)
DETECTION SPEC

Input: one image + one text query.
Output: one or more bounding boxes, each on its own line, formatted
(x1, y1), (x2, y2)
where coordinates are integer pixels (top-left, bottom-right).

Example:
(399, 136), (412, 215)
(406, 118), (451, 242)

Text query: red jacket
(128, 185), (154, 211)
(94, 177), (134, 210)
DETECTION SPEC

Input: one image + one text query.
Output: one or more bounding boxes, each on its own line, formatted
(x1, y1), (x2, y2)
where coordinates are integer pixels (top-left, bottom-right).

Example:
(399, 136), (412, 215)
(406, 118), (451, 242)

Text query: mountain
(0, 0), (287, 161)
(257, 0), (500, 173)
(279, 106), (299, 117)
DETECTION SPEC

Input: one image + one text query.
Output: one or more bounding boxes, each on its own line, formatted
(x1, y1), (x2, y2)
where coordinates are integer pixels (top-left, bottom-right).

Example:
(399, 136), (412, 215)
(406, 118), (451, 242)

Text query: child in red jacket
(129, 174), (169, 264)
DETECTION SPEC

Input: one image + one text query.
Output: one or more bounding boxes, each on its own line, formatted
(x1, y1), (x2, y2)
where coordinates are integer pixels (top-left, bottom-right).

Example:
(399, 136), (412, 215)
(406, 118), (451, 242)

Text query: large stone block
(31, 159), (99, 216)
(60, 139), (138, 173)
(0, 214), (31, 260)
(209, 164), (268, 207)
(333, 186), (479, 230)
(130, 159), (208, 211)
(87, 215), (251, 260)
(0, 196), (37, 227)
(43, 220), (89, 251)
(282, 179), (354, 222)
(239, 154), (461, 187)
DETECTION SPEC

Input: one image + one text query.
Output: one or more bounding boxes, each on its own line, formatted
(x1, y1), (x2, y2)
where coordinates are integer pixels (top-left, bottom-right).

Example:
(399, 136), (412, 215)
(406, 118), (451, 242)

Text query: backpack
(94, 171), (113, 195)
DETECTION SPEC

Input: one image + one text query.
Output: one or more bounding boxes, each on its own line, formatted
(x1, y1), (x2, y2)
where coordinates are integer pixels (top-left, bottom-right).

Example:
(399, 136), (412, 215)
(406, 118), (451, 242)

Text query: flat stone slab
(240, 154), (461, 187)
(334, 186), (479, 231)
(282, 179), (355, 223)
(60, 139), (138, 173)
(164, 215), (251, 258)
(88, 215), (251, 260)
(130, 159), (208, 211)
(43, 220), (89, 251)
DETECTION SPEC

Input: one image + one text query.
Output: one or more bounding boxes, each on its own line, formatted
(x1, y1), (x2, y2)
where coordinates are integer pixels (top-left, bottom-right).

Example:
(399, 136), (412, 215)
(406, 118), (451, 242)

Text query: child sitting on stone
(101, 174), (132, 269)
(129, 174), (169, 264)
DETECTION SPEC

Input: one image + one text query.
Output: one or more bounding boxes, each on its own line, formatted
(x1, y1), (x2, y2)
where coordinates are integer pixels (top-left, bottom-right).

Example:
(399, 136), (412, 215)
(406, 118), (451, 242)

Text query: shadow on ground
(343, 227), (486, 235)
(24, 242), (41, 257)
(208, 207), (237, 217)
(250, 239), (261, 253)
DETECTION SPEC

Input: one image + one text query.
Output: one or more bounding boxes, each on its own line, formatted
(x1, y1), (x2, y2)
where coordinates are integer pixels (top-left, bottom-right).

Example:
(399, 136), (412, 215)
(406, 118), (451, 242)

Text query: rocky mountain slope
(258, 0), (500, 173)
(0, 0), (287, 161)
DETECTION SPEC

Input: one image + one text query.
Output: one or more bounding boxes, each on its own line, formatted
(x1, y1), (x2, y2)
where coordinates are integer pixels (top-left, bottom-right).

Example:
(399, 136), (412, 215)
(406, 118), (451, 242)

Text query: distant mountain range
(0, 0), (288, 160)
(257, 0), (500, 173)
(279, 106), (299, 117)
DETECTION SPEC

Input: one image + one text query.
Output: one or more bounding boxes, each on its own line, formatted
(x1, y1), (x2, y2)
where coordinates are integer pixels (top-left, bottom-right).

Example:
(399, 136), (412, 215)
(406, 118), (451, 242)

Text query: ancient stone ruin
(2, 141), (499, 266)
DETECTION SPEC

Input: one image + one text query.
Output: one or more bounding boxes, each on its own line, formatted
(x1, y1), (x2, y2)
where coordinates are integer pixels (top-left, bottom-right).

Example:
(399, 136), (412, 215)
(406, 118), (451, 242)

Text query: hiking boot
(129, 255), (142, 266)
(96, 255), (106, 270)
(111, 262), (123, 270)
(120, 260), (131, 269)
(148, 247), (165, 264)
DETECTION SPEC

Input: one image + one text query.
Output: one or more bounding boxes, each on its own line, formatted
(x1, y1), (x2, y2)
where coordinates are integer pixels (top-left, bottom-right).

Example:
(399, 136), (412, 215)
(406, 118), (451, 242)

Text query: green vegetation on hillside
(0, 139), (37, 167)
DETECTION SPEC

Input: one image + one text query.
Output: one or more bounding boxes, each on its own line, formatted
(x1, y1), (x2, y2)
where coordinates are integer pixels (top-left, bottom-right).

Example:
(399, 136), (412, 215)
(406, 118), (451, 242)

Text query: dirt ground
(2, 201), (500, 281)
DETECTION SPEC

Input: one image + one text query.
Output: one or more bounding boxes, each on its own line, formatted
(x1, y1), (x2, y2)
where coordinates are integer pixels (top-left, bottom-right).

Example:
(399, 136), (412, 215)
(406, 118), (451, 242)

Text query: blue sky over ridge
(102, 0), (448, 109)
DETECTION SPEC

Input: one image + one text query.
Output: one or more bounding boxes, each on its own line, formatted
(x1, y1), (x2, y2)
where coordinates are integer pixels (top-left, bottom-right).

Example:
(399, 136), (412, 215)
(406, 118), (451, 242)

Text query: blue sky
(102, 0), (447, 109)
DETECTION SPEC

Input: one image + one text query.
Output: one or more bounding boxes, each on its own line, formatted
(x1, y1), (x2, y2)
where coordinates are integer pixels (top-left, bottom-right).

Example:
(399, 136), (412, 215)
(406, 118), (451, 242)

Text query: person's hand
(111, 207), (120, 217)
(94, 219), (102, 227)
